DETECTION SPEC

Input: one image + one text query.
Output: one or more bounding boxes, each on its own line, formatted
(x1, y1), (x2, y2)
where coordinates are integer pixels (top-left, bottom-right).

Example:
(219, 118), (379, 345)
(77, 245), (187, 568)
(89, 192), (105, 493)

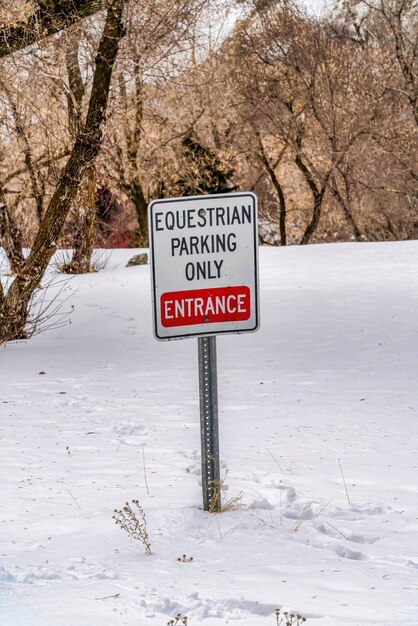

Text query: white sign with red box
(149, 192), (260, 341)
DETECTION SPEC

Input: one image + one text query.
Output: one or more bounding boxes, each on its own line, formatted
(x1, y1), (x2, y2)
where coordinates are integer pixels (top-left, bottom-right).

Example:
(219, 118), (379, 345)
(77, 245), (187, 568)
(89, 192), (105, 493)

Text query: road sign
(149, 192), (259, 341)
(148, 191), (259, 511)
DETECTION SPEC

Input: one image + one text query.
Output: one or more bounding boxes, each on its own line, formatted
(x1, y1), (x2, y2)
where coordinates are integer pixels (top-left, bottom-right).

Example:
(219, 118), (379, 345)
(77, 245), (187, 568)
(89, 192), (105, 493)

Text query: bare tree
(336, 0), (418, 237)
(228, 0), (411, 243)
(104, 0), (210, 245)
(0, 1), (125, 342)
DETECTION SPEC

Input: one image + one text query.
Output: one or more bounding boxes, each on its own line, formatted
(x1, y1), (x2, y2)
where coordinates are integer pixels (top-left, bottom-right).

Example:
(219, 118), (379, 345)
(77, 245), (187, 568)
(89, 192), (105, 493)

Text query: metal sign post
(198, 336), (220, 512)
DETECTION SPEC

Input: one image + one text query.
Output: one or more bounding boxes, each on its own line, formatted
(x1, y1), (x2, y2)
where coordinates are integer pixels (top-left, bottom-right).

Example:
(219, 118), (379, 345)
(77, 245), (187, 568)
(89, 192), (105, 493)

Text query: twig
(95, 593), (120, 600)
(68, 489), (81, 510)
(310, 497), (334, 522)
(222, 513), (251, 538)
(142, 447), (150, 496)
(338, 458), (351, 505)
(266, 447), (284, 473)
(326, 522), (348, 540)
(216, 515), (223, 543)
(280, 488), (283, 525)
(291, 497), (333, 532)
(291, 503), (311, 532)
(200, 516), (214, 541)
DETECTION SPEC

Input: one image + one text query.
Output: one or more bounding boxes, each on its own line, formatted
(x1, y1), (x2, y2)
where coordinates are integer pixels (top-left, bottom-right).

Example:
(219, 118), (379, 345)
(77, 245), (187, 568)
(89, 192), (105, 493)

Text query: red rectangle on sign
(161, 286), (251, 327)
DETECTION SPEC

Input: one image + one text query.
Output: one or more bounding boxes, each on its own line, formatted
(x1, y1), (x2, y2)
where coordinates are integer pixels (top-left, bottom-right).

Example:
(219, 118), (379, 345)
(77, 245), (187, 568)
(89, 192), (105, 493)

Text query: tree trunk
(62, 166), (97, 273)
(262, 158), (287, 246)
(0, 284), (31, 340)
(0, 1), (125, 343)
(330, 174), (362, 242)
(300, 190), (325, 245)
(295, 155), (328, 245)
(65, 32), (85, 137)
(254, 127), (287, 245)
(63, 29), (97, 274)
(0, 192), (25, 274)
(130, 178), (149, 246)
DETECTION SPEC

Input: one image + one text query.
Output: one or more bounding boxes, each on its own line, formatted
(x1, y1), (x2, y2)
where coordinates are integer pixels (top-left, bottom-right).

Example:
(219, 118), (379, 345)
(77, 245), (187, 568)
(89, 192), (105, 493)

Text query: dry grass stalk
(208, 471), (243, 514)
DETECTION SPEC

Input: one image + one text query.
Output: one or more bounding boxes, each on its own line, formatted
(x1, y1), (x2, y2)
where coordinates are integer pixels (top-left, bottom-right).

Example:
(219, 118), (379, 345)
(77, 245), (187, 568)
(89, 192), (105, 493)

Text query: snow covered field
(1, 242), (417, 626)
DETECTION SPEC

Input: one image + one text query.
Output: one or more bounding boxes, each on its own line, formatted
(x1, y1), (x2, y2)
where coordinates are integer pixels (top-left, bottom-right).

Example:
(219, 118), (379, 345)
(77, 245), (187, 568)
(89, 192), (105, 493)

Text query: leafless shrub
(113, 500), (152, 555)
(53, 248), (111, 273)
(25, 274), (75, 339)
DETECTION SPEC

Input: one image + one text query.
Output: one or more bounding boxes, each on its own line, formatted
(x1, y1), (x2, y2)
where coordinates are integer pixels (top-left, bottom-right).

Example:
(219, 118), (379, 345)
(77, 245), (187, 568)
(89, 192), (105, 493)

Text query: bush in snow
(113, 500), (151, 555)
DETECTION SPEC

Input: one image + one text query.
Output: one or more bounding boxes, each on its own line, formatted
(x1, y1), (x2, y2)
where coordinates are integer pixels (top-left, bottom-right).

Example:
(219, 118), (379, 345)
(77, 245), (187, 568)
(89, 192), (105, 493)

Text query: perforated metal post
(198, 336), (221, 512)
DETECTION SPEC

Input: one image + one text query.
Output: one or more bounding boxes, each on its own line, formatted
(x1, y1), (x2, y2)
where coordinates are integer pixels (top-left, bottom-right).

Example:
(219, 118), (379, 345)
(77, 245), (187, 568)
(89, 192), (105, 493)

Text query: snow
(1, 242), (417, 626)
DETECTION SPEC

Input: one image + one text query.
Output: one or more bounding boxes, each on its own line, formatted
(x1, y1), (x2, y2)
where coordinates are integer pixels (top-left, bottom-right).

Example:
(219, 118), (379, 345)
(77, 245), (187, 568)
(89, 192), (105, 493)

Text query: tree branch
(0, 0), (105, 59)
(0, 79), (45, 222)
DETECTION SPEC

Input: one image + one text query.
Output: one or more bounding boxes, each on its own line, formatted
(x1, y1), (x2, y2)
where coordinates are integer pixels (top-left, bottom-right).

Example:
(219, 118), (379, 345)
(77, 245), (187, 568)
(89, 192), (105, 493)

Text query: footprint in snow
(140, 591), (323, 621)
(283, 502), (316, 521)
(66, 557), (118, 581)
(247, 497), (275, 510)
(334, 544), (367, 560)
(112, 422), (148, 437)
(0, 565), (60, 584)
(0, 566), (16, 582)
(328, 504), (391, 521)
(315, 522), (380, 544)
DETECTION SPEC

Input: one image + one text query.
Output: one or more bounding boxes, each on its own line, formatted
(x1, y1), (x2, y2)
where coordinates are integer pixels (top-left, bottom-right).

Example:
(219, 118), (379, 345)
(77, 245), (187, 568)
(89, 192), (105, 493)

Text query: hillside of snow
(1, 242), (417, 626)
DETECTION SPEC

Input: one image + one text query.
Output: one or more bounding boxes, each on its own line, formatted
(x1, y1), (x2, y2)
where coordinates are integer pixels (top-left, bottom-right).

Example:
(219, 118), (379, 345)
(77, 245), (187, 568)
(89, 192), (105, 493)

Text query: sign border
(149, 192), (260, 341)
